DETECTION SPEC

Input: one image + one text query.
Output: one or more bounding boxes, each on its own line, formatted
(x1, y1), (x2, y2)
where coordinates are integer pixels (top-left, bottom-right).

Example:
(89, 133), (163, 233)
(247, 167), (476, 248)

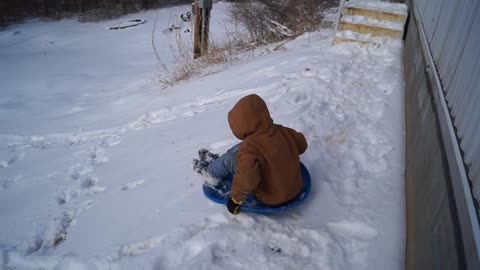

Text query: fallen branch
(110, 19), (146, 30)
(264, 17), (294, 37)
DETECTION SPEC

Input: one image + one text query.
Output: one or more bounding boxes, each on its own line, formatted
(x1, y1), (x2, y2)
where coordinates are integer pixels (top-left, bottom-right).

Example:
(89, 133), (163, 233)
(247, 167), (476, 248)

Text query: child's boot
(192, 158), (221, 186)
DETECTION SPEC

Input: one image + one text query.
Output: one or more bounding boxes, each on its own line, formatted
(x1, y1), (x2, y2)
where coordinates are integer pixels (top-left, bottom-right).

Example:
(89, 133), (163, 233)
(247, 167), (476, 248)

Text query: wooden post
(44, 0), (50, 17)
(142, 0), (151, 10)
(193, 1), (201, 59)
(80, 0), (85, 13)
(201, 7), (210, 53)
(193, 0), (212, 59)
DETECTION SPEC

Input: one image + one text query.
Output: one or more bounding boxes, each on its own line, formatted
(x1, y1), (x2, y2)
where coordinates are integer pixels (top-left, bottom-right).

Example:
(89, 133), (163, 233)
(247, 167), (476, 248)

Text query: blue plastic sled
(203, 163), (311, 214)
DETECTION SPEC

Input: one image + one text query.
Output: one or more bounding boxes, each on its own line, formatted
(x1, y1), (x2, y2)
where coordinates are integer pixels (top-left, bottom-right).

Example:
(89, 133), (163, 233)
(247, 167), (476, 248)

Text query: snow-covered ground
(0, 2), (405, 269)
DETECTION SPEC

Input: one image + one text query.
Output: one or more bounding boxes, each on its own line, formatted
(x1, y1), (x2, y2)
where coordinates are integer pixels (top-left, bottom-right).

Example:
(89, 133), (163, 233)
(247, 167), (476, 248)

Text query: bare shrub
(229, 0), (339, 43)
(204, 32), (256, 65)
(154, 0), (340, 86)
(163, 30), (196, 84)
(156, 23), (255, 86)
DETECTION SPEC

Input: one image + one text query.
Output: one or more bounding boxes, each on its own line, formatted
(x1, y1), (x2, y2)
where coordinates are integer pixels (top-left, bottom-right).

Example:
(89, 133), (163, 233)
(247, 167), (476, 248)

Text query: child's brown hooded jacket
(228, 94), (308, 205)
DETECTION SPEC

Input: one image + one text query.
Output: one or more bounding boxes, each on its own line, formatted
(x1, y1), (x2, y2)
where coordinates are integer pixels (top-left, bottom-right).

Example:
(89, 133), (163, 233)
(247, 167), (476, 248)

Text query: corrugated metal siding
(421, 0), (442, 41)
(404, 13), (466, 269)
(429, 0), (459, 63)
(437, 1), (478, 91)
(449, 9), (480, 202)
(413, 0), (480, 211)
(416, 0), (428, 15)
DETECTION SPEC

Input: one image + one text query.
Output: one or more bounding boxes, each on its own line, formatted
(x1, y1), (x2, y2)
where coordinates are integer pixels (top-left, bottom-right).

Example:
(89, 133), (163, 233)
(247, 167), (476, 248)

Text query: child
(194, 94), (308, 215)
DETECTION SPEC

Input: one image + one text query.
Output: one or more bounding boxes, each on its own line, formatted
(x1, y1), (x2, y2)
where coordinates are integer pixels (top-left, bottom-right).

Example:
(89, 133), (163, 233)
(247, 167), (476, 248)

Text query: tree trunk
(44, 0), (50, 17)
(142, 0), (150, 10)
(121, 0), (126, 12)
(80, 0), (88, 13)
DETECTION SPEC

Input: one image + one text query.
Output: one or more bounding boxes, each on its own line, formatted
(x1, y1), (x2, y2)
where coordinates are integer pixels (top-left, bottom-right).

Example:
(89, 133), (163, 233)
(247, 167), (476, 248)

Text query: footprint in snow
(0, 153), (26, 168)
(121, 179), (147, 191)
(2, 175), (22, 190)
(327, 220), (378, 266)
(294, 93), (309, 104)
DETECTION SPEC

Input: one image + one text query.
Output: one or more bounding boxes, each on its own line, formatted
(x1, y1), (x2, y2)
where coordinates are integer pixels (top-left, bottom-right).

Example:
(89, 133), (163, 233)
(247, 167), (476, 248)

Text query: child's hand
(227, 197), (241, 215)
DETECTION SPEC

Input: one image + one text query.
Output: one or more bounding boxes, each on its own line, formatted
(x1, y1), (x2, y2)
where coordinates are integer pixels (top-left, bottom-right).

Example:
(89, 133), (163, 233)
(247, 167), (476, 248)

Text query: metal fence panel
(405, 14), (466, 269)
(416, 0), (480, 209)
(445, 9), (480, 204)
(413, 0), (480, 224)
(416, 0), (428, 15)
(410, 0), (480, 268)
(430, 0), (461, 63)
(421, 0), (444, 42)
(437, 0), (479, 91)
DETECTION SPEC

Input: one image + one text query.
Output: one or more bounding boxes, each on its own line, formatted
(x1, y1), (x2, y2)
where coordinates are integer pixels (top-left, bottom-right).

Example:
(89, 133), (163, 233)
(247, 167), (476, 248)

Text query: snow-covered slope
(0, 3), (405, 270)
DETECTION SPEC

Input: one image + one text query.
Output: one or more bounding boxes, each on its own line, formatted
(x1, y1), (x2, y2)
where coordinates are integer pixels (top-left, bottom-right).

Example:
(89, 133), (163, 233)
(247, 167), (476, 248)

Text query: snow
(0, 2), (405, 270)
(335, 30), (394, 45)
(345, 0), (408, 16)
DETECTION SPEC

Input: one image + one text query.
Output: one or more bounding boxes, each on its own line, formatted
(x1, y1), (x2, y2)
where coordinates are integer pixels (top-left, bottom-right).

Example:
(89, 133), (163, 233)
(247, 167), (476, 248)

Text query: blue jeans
(207, 143), (241, 180)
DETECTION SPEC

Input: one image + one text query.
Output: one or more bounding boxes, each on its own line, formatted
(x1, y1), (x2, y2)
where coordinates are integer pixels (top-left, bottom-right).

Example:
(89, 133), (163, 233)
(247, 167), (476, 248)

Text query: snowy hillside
(0, 2), (405, 270)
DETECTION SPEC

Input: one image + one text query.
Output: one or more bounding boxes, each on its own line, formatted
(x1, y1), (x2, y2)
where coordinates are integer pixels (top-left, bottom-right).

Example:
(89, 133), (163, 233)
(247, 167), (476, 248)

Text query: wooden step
(344, 7), (407, 24)
(344, 0), (408, 23)
(333, 0), (409, 45)
(339, 15), (404, 39)
(334, 30), (384, 45)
